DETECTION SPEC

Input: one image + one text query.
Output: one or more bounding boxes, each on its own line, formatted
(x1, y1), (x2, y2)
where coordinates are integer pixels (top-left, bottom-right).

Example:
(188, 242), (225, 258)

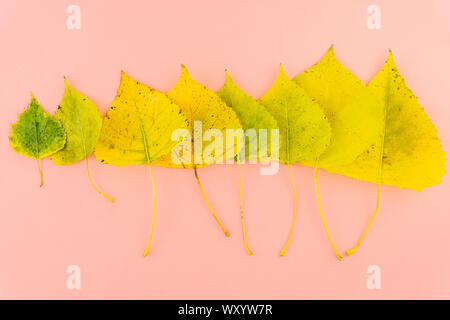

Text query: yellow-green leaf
(217, 70), (278, 162)
(9, 94), (66, 186)
(259, 65), (331, 165)
(52, 79), (102, 165)
(327, 51), (446, 191)
(293, 46), (383, 168)
(52, 78), (113, 202)
(258, 65), (331, 256)
(217, 71), (279, 255)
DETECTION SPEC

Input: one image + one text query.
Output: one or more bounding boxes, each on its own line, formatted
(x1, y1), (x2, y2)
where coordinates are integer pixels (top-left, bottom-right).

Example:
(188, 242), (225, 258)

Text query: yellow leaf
(95, 71), (188, 166)
(155, 65), (242, 238)
(154, 65), (242, 168)
(293, 46), (383, 260)
(327, 51), (446, 258)
(294, 46), (383, 168)
(328, 51), (446, 191)
(95, 71), (189, 257)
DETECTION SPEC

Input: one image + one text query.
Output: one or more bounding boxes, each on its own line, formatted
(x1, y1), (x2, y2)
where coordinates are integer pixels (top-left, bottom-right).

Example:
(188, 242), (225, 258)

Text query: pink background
(0, 0), (449, 299)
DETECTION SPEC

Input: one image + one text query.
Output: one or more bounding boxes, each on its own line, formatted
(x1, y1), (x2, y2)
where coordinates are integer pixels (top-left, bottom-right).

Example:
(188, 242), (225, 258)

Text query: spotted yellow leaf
(155, 65), (242, 238)
(95, 71), (189, 256)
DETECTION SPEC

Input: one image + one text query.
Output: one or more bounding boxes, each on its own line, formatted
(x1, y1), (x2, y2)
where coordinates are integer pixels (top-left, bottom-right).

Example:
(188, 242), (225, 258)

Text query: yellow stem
(85, 157), (114, 202)
(314, 167), (342, 261)
(346, 184), (381, 256)
(238, 162), (253, 255)
(37, 159), (43, 187)
(280, 164), (297, 256)
(143, 164), (156, 257)
(194, 167), (230, 237)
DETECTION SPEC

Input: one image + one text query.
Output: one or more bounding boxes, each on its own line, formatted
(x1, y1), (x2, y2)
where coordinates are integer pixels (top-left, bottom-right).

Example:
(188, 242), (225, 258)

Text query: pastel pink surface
(0, 0), (449, 299)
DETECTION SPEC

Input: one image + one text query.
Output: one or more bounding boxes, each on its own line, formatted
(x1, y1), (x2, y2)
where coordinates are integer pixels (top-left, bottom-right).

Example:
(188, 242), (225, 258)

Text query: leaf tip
(277, 64), (289, 80)
(180, 64), (191, 78)
(63, 76), (70, 89)
(387, 49), (395, 62)
(325, 44), (337, 60)
(120, 70), (132, 83)
(224, 69), (232, 81)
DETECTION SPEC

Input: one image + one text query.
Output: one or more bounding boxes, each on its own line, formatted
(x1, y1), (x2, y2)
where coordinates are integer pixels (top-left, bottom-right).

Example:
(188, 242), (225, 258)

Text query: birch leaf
(52, 79), (113, 202)
(259, 65), (331, 165)
(217, 70), (278, 162)
(155, 65), (242, 168)
(259, 65), (331, 256)
(293, 46), (384, 260)
(95, 71), (188, 166)
(293, 46), (383, 168)
(328, 51), (446, 191)
(217, 71), (279, 255)
(154, 65), (242, 238)
(331, 51), (446, 258)
(52, 79), (102, 165)
(9, 94), (66, 186)
(95, 71), (189, 256)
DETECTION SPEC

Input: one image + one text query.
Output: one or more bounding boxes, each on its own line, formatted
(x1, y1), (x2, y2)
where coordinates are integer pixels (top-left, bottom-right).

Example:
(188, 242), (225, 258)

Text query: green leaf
(9, 94), (66, 186)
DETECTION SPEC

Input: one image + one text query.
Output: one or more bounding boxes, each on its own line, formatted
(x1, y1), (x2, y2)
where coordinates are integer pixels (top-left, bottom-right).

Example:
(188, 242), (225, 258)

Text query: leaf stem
(143, 164), (156, 257)
(314, 167), (342, 261)
(85, 157), (114, 202)
(194, 167), (230, 237)
(279, 164), (297, 256)
(36, 159), (43, 187)
(238, 162), (252, 255)
(346, 184), (381, 256)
